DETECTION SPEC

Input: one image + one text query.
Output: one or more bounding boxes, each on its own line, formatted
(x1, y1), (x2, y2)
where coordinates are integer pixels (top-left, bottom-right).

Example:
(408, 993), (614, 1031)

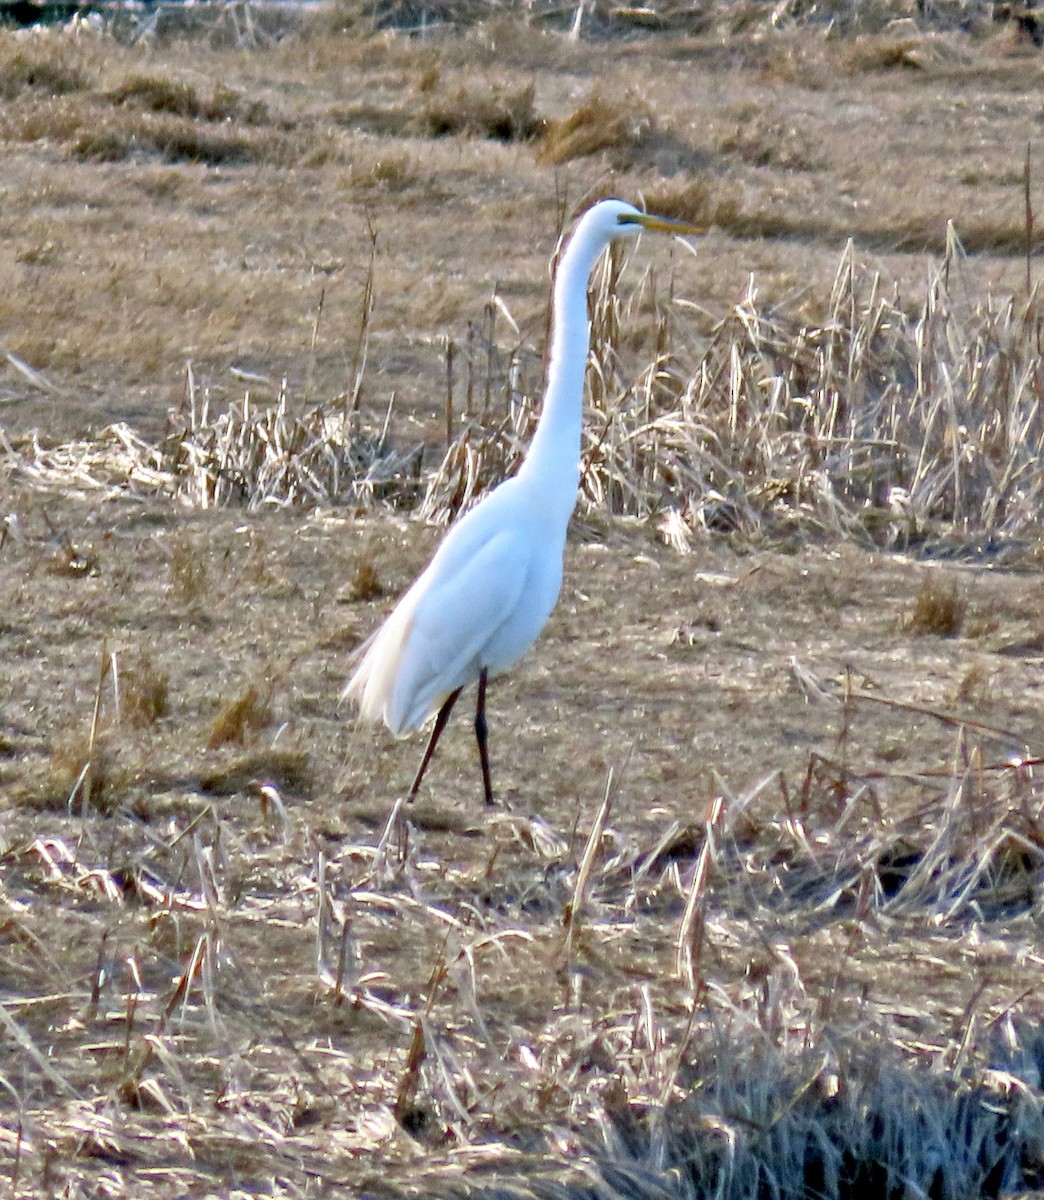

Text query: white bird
(345, 199), (697, 805)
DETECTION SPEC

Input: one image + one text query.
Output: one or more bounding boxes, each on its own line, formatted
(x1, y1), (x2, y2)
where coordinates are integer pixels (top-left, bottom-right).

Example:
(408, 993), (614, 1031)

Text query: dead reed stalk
(6, 239), (1042, 558)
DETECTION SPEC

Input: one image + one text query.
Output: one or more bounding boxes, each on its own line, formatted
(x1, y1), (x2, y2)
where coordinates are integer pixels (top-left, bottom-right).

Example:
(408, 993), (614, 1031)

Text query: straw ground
(2, 4), (1044, 1197)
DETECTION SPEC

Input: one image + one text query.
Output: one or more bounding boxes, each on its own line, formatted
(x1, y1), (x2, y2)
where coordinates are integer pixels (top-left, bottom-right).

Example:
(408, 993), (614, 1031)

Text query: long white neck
(517, 213), (614, 527)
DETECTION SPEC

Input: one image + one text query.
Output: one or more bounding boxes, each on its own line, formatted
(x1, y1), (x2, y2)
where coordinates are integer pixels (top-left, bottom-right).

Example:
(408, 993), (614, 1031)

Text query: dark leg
(475, 667), (494, 806)
(409, 686), (462, 800)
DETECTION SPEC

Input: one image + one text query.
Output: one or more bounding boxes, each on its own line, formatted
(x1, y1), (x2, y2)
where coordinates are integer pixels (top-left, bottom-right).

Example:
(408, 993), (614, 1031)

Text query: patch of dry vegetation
(2, 7), (1044, 1197)
(207, 682), (273, 748)
(904, 573), (968, 636)
(536, 92), (654, 167)
(6, 234), (1044, 558)
(331, 69), (541, 144)
(294, 0), (1000, 39)
(716, 103), (824, 172)
(167, 532), (208, 605)
(348, 557), (384, 600)
(1, 649), (1042, 1196)
(22, 93), (299, 168)
(1, 508), (1042, 1198)
(421, 238), (1044, 560)
(162, 387), (422, 509)
(421, 79), (541, 142)
(0, 38), (323, 168)
(106, 73), (269, 124)
(0, 41), (87, 97)
(2, 6), (1041, 435)
(120, 651), (171, 728)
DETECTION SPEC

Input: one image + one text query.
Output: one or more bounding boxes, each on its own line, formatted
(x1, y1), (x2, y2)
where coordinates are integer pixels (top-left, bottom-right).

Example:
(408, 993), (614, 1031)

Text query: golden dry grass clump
(0, 37), (295, 165)
(0, 41), (87, 97)
(421, 79), (541, 142)
(207, 682), (273, 748)
(121, 652), (171, 728)
(536, 92), (654, 166)
(904, 573), (967, 636)
(107, 73), (269, 124)
(422, 237), (1044, 560)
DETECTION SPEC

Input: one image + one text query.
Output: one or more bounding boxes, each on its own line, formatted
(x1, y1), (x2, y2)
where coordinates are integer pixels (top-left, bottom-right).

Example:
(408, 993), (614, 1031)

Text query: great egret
(345, 199), (697, 805)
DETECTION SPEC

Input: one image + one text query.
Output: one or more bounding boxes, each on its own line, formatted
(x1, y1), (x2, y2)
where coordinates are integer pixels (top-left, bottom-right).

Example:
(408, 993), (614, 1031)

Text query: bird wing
(387, 527), (531, 733)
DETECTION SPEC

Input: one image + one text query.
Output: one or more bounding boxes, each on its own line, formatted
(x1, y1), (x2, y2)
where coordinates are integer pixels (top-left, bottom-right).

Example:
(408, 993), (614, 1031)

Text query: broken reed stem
(122, 987), (139, 1067)
(0, 1074), (24, 1186)
(334, 919), (353, 1004)
(394, 923), (452, 1126)
(303, 286), (325, 408)
(315, 850), (356, 1004)
(84, 928), (111, 1023)
(848, 687), (1024, 746)
(562, 768), (614, 964)
(1025, 142), (1033, 297)
(488, 293), (500, 416)
(75, 638), (111, 811)
(108, 647), (120, 722)
(162, 933), (210, 1025)
(0, 1004), (77, 1099)
(676, 792), (725, 990)
(348, 217), (378, 418)
(316, 849), (332, 987)
(947, 977), (990, 1078)
(378, 388), (397, 452)
(836, 664), (853, 786)
(90, 643), (110, 751)
(465, 320), (475, 419)
(656, 1004), (700, 1110)
(394, 1019), (428, 1125)
(445, 337), (455, 448)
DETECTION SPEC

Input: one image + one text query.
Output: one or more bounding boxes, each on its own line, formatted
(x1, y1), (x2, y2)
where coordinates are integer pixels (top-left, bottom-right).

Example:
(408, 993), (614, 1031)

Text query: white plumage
(345, 199), (697, 804)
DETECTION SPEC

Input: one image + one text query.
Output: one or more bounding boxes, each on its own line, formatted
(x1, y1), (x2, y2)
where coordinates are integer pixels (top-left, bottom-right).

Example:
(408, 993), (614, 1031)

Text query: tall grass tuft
(425, 233), (1044, 557)
(5, 237), (1043, 558)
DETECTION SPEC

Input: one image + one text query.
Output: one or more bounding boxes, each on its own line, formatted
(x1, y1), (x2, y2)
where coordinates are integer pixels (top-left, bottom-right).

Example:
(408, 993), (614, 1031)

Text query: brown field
(2, 3), (1044, 1197)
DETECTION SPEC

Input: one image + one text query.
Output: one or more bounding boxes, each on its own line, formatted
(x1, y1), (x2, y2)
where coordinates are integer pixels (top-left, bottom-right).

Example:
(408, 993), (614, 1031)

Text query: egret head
(582, 198), (700, 242)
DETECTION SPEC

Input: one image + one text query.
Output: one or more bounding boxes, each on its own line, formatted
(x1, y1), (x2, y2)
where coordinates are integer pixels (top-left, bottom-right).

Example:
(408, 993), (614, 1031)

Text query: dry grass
(536, 92), (655, 167)
(421, 238), (1044, 559)
(904, 573), (968, 636)
(106, 73), (269, 124)
(421, 80), (541, 142)
(0, 43), (87, 97)
(207, 682), (274, 748)
(0, 39), (292, 164)
(3, 623), (1041, 1196)
(2, 8), (1044, 1199)
(349, 557), (384, 601)
(5, 234), (1044, 559)
(716, 103), (824, 172)
(41, 732), (117, 812)
(332, 72), (541, 144)
(56, 102), (295, 167)
(162, 385), (423, 510)
(2, 477), (1044, 1199)
(293, 0), (999, 40)
(120, 651), (171, 728)
(3, 11), (1042, 438)
(167, 533), (208, 604)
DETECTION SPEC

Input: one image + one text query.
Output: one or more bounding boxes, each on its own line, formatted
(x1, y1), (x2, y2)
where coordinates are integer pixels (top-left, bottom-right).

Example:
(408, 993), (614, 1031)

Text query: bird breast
(353, 476), (567, 735)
